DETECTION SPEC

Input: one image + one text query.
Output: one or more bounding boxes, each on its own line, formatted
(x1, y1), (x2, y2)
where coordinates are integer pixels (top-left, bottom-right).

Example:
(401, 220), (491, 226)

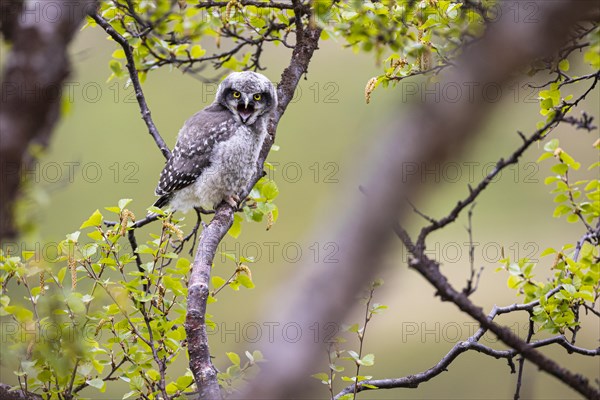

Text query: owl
(154, 71), (277, 212)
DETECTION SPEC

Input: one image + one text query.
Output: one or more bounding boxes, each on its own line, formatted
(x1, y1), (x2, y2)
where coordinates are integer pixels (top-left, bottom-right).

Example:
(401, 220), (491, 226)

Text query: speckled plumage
(154, 71), (277, 211)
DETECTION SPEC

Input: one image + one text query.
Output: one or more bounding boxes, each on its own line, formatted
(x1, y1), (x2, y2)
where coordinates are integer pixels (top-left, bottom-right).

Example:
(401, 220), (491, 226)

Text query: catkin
(69, 257), (77, 290)
(365, 77), (378, 104)
(39, 271), (45, 295)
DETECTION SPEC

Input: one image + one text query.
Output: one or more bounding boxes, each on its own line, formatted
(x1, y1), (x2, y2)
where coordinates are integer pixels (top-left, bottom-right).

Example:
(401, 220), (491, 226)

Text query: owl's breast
(188, 125), (266, 208)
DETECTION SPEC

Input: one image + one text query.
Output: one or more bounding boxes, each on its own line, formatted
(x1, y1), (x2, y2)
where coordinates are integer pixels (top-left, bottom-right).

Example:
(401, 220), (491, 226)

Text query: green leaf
(347, 350), (360, 361)
(508, 263), (521, 276)
(540, 98), (553, 110)
(359, 353), (375, 366)
(543, 139), (559, 152)
(236, 274), (255, 289)
(507, 275), (522, 289)
(227, 352), (240, 366)
(566, 213), (579, 223)
(80, 210), (104, 229)
(176, 375), (194, 389)
(4, 305), (33, 322)
(221, 252), (237, 263)
(166, 382), (178, 395)
(228, 214), (243, 238)
(585, 180), (599, 191)
(191, 45), (207, 58)
(553, 205), (571, 218)
(551, 163), (568, 175)
(211, 276), (226, 288)
(112, 49), (126, 59)
(261, 180), (279, 201)
(311, 372), (330, 383)
(252, 350), (264, 362)
(554, 193), (568, 203)
(559, 152), (581, 170)
(539, 248), (556, 257)
(147, 206), (166, 215)
(330, 364), (344, 372)
(66, 231), (81, 242)
(118, 199), (133, 209)
(558, 59), (570, 72)
(584, 48), (600, 68)
(87, 378), (105, 390)
(109, 59), (122, 75)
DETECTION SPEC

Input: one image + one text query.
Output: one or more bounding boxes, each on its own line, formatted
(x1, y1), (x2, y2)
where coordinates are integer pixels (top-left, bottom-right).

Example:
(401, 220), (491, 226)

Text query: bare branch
(462, 203), (483, 296)
(514, 314), (535, 400)
(197, 0), (305, 10)
(89, 12), (171, 160)
(416, 110), (565, 250)
(335, 288), (598, 398)
(407, 253), (598, 398)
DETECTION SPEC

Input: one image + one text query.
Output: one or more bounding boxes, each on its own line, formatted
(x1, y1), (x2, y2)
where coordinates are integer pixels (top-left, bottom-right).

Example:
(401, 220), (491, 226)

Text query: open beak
(237, 98), (255, 123)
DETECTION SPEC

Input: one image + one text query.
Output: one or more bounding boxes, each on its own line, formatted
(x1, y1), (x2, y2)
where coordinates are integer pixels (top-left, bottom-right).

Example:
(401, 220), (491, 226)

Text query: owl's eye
(232, 91), (241, 99)
(253, 94), (262, 101)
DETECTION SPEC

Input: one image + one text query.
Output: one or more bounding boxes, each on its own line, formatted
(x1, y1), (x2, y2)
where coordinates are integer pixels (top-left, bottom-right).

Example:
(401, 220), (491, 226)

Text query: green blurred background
(1, 23), (599, 399)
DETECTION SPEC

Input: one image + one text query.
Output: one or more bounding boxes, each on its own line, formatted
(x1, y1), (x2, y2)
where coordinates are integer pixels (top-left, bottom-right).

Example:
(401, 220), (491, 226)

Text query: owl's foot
(224, 195), (240, 208)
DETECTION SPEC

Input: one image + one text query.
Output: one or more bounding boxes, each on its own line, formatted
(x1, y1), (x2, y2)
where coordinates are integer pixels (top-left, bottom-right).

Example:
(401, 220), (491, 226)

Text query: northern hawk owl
(154, 71), (277, 211)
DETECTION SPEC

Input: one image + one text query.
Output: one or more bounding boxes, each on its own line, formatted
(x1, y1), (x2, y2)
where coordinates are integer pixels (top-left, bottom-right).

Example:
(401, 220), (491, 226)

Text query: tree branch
(0, 384), (42, 400)
(241, 1), (600, 398)
(334, 286), (599, 398)
(416, 110), (566, 250)
(197, 0), (306, 11)
(0, 0), (98, 240)
(184, 8), (322, 399)
(406, 253), (598, 398)
(89, 12), (171, 160)
(0, 0), (23, 41)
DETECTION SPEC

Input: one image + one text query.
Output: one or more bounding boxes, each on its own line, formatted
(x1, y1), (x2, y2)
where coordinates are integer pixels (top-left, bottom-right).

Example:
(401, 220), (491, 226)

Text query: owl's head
(215, 71), (277, 126)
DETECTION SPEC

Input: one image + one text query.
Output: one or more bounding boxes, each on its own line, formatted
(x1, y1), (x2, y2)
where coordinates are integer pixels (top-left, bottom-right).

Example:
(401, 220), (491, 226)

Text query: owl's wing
(154, 105), (236, 201)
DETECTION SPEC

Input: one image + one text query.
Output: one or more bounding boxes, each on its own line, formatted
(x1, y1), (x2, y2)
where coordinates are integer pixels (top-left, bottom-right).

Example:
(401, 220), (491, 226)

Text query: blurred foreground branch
(242, 1), (600, 398)
(0, 0), (98, 241)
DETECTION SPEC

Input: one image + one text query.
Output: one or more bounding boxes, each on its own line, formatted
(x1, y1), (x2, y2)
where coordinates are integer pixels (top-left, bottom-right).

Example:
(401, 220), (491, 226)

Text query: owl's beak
(237, 102), (254, 124)
(237, 99), (255, 124)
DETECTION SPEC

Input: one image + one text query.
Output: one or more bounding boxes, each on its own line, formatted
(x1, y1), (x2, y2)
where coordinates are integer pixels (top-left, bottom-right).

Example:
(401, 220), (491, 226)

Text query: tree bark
(184, 19), (322, 398)
(0, 0), (97, 241)
(0, 383), (42, 400)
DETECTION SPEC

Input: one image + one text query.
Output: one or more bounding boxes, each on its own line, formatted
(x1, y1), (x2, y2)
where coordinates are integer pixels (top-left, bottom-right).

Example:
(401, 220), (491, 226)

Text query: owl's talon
(225, 196), (238, 208)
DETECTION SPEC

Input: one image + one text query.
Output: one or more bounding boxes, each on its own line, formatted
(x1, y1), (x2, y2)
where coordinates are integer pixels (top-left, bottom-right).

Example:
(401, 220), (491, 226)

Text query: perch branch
(184, 7), (322, 399)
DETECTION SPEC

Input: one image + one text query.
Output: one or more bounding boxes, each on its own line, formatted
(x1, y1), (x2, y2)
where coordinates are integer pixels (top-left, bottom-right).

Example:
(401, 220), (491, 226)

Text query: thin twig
(514, 314), (534, 400)
(89, 12), (171, 160)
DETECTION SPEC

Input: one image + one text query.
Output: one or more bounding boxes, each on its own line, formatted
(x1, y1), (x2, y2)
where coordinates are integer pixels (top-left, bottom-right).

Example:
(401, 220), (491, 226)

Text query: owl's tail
(153, 194), (172, 209)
